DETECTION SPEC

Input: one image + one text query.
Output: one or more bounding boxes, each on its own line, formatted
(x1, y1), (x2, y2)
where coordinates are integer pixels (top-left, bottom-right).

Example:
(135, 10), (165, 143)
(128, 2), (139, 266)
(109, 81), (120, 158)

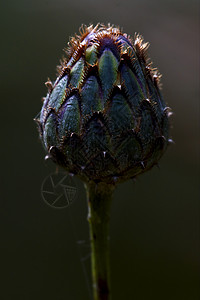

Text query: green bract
(36, 24), (171, 184)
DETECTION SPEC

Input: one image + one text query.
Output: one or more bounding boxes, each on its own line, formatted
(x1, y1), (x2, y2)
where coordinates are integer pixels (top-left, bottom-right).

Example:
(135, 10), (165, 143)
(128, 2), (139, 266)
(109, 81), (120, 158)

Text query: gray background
(1, 0), (199, 299)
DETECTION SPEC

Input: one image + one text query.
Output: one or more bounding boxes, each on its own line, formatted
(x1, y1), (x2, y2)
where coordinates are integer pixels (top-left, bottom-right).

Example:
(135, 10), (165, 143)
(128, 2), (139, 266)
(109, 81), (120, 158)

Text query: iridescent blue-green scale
(43, 113), (58, 149)
(138, 103), (155, 157)
(84, 118), (110, 156)
(40, 96), (50, 125)
(81, 76), (102, 120)
(82, 117), (114, 178)
(63, 135), (82, 167)
(146, 77), (164, 122)
(68, 140), (88, 169)
(114, 134), (143, 172)
(70, 58), (85, 88)
(98, 49), (118, 103)
(119, 38), (147, 96)
(120, 64), (144, 113)
(57, 94), (80, 139)
(131, 55), (148, 97)
(47, 75), (68, 112)
(85, 45), (98, 66)
(106, 92), (134, 136)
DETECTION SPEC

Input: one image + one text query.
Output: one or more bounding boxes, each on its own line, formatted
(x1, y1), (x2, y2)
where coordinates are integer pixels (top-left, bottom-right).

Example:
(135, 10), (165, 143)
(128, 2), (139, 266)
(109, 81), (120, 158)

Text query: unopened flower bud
(35, 24), (171, 184)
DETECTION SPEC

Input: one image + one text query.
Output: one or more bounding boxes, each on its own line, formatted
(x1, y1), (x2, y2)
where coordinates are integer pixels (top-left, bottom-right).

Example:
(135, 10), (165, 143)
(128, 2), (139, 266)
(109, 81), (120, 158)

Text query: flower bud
(35, 24), (171, 184)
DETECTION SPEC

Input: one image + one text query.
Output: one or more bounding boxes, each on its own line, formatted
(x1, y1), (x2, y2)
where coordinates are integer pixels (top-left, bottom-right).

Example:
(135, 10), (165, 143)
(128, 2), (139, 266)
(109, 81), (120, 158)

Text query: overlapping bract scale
(37, 24), (170, 183)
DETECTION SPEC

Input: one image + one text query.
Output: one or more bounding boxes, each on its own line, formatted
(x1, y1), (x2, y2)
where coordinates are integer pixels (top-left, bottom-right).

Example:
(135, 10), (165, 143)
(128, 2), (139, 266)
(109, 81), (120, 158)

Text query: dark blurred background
(0, 0), (199, 299)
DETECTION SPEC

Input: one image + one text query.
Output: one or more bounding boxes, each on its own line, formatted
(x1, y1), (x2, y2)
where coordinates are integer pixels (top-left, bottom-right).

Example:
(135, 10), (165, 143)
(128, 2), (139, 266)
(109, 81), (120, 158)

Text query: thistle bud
(35, 24), (171, 184)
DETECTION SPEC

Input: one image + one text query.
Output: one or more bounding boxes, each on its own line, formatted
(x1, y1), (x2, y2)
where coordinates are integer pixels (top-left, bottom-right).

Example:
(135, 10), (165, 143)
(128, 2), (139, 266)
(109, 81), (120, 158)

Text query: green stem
(85, 181), (115, 300)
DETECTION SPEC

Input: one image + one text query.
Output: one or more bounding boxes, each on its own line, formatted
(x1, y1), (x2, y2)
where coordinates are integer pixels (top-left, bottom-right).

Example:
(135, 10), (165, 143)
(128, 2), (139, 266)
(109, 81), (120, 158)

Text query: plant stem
(85, 181), (115, 300)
